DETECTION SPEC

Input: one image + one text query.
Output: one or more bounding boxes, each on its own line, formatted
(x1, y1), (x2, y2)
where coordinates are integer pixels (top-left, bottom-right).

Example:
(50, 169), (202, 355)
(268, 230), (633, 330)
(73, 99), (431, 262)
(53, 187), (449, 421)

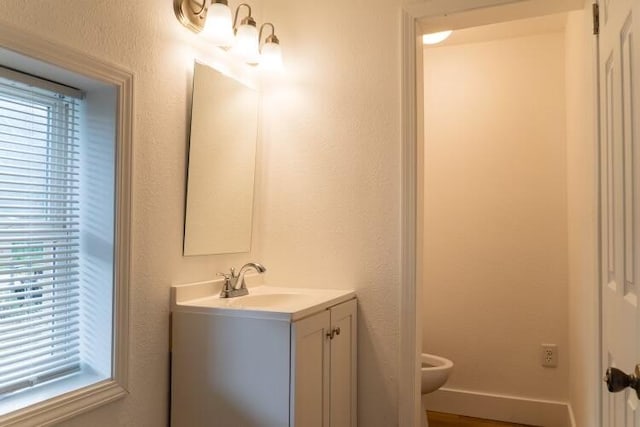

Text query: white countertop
(171, 282), (356, 321)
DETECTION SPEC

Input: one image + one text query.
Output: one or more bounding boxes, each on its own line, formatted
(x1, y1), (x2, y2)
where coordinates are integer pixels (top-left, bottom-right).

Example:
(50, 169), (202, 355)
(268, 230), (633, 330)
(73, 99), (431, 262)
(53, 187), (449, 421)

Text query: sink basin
(226, 293), (314, 309)
(171, 284), (355, 321)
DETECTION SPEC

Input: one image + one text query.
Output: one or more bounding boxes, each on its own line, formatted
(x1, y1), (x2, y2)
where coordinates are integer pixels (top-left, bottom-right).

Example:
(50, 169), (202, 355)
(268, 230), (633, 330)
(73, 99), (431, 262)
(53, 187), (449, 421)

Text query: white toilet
(421, 353), (454, 427)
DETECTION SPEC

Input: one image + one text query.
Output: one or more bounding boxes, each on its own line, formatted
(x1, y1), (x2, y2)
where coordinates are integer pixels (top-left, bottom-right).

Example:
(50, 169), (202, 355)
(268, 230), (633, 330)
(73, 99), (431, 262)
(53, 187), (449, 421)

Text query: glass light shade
(260, 42), (283, 71)
(422, 30), (453, 45)
(203, 3), (234, 47)
(232, 24), (260, 64)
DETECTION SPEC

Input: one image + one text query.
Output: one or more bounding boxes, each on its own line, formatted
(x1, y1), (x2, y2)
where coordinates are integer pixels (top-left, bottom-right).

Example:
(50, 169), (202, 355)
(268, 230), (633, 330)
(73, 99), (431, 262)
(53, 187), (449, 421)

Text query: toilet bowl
(421, 353), (453, 393)
(421, 353), (453, 427)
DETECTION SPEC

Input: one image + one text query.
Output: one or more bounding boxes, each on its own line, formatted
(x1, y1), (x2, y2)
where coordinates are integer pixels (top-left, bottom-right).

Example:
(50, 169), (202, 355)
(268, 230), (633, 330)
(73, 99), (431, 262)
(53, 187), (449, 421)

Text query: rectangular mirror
(183, 61), (259, 255)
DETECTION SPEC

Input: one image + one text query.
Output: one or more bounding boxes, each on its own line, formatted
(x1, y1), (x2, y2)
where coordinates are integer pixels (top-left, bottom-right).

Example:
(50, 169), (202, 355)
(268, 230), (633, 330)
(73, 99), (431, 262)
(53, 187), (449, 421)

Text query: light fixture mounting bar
(174, 0), (207, 33)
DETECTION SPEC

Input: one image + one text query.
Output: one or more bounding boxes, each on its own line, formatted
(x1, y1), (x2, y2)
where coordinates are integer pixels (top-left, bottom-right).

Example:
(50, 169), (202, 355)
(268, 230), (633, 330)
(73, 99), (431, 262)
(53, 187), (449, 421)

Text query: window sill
(0, 371), (127, 427)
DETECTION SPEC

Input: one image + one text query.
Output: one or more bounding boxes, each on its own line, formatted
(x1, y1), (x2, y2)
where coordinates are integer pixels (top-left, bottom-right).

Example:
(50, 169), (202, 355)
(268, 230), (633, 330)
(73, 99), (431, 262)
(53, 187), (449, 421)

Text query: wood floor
(427, 411), (537, 427)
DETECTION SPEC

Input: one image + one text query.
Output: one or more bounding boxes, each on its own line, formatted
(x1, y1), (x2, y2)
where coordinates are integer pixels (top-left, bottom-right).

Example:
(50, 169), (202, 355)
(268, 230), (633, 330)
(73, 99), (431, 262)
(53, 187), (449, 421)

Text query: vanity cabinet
(291, 299), (357, 427)
(170, 289), (357, 427)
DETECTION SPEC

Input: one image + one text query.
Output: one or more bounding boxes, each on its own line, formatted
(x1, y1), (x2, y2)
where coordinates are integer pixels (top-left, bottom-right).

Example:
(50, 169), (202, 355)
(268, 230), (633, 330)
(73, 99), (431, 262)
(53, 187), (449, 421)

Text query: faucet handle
(217, 272), (231, 280)
(217, 267), (237, 279)
(217, 272), (235, 298)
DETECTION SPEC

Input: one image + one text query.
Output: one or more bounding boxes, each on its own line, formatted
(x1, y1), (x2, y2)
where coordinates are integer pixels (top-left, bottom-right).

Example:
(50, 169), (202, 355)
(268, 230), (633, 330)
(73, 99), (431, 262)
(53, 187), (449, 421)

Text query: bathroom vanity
(170, 282), (357, 427)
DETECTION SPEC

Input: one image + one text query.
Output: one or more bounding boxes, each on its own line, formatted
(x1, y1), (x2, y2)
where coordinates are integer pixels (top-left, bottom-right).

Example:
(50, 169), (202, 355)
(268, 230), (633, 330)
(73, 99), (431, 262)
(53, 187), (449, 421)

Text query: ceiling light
(422, 30), (453, 45)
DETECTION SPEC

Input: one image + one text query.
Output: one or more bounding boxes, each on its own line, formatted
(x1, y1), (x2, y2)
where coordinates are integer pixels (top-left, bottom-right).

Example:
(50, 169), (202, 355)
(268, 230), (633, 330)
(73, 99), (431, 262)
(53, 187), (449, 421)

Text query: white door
(600, 0), (640, 424)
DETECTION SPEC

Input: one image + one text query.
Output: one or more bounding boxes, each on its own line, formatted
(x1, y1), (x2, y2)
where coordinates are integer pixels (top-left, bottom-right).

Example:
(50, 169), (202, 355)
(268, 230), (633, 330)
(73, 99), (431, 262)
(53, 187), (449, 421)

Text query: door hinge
(593, 3), (600, 35)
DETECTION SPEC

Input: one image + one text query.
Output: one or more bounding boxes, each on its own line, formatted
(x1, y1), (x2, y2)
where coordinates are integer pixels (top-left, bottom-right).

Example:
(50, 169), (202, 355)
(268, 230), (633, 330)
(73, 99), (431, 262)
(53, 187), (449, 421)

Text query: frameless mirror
(183, 61), (259, 255)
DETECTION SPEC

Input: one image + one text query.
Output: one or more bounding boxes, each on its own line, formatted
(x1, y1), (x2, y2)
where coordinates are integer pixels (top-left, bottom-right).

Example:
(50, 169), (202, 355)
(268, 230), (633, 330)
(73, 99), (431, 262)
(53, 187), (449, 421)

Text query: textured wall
(0, 0), (404, 425)
(422, 32), (570, 400)
(0, 1), (265, 426)
(565, 6), (599, 426)
(258, 0), (402, 425)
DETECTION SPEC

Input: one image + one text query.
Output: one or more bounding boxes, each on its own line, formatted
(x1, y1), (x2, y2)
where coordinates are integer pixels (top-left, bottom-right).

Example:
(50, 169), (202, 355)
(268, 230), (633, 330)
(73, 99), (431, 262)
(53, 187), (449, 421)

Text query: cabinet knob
(326, 327), (341, 340)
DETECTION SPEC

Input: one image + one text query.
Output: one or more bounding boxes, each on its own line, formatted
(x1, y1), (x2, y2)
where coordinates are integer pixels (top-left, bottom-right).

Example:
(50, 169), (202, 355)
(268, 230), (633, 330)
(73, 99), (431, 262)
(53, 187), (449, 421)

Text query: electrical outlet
(541, 344), (558, 368)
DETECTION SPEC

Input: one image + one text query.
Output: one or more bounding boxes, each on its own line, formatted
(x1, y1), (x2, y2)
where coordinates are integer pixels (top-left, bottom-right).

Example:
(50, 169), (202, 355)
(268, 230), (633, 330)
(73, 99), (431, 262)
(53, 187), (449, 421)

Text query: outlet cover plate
(541, 343), (558, 368)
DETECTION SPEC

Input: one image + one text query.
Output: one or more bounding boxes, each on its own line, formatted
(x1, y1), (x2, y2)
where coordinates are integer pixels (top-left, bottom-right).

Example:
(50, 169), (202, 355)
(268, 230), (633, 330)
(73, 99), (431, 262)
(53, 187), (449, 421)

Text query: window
(0, 35), (131, 425)
(0, 69), (83, 398)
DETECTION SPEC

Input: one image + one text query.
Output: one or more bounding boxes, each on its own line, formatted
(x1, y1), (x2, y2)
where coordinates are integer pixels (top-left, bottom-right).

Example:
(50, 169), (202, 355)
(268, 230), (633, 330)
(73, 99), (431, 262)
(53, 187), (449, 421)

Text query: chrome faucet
(218, 262), (267, 298)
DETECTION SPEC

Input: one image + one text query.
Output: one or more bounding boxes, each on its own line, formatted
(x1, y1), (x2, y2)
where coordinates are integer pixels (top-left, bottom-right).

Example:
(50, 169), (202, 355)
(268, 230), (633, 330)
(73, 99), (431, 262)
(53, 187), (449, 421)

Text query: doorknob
(604, 365), (640, 398)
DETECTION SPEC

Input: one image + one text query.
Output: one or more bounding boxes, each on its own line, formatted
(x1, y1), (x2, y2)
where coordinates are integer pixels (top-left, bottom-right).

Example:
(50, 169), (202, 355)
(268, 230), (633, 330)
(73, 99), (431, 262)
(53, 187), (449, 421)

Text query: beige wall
(565, 5), (599, 427)
(422, 32), (569, 400)
(258, 0), (402, 424)
(0, 0), (403, 425)
(0, 1), (266, 426)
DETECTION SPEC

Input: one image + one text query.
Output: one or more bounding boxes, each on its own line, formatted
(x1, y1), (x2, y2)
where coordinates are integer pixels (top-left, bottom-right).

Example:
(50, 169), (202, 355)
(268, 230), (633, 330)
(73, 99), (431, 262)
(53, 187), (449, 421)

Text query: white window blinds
(0, 68), (83, 397)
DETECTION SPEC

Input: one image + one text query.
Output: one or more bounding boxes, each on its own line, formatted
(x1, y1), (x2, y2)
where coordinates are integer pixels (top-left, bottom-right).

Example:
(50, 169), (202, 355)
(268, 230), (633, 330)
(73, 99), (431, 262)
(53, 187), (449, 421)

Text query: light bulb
(260, 42), (283, 71)
(232, 23), (260, 64)
(203, 2), (234, 47)
(422, 30), (453, 45)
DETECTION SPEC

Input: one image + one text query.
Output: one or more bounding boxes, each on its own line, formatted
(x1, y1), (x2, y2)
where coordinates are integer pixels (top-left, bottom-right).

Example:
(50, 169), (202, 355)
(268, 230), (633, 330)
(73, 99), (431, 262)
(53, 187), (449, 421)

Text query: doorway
(422, 14), (573, 426)
(399, 1), (599, 426)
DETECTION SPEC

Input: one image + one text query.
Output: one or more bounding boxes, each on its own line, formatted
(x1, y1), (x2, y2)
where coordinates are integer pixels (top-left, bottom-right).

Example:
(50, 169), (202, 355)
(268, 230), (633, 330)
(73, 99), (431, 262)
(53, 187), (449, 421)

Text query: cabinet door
(291, 310), (331, 427)
(171, 312), (291, 427)
(329, 299), (357, 427)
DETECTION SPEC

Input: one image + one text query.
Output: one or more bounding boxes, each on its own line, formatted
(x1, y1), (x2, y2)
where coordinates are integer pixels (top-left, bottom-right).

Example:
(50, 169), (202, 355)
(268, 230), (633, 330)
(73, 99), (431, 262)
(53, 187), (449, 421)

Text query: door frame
(399, 1), (595, 425)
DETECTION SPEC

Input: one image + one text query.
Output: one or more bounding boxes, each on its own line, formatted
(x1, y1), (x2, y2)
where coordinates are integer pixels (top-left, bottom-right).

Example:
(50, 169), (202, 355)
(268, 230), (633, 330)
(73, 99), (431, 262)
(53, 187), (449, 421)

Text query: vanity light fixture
(174, 0), (283, 67)
(258, 23), (283, 71)
(231, 4), (260, 64)
(422, 30), (453, 45)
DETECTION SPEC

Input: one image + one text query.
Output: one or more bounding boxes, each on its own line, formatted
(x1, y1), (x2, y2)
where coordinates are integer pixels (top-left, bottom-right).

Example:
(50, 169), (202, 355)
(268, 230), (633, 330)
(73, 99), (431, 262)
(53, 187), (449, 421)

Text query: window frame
(0, 23), (132, 427)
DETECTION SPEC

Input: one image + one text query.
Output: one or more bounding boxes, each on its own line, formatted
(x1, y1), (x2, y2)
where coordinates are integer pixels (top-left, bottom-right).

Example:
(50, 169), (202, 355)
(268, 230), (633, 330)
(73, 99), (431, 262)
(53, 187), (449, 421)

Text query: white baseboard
(423, 387), (572, 427)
